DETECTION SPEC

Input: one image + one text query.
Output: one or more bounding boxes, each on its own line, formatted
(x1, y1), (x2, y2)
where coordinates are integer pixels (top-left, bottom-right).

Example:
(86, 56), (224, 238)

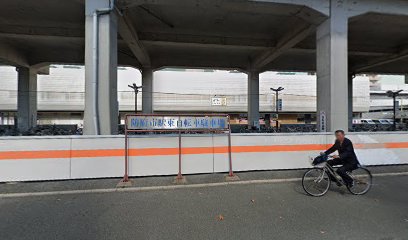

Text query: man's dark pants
(328, 158), (358, 186)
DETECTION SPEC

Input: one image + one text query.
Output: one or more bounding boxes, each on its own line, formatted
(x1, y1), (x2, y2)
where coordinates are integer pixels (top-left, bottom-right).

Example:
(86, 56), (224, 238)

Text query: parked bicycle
(302, 154), (372, 197)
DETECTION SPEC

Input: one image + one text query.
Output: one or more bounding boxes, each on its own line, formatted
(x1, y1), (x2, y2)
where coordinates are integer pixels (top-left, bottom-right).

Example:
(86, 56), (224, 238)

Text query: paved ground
(0, 174), (407, 240)
(1, 165), (408, 194)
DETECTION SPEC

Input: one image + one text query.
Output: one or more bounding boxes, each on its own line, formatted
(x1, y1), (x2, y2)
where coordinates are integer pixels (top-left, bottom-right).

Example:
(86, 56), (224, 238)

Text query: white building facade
(0, 65), (370, 124)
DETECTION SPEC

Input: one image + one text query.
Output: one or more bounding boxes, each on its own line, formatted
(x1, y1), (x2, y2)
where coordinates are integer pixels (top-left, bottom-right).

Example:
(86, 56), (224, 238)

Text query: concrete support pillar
(84, 0), (118, 135)
(17, 67), (37, 132)
(316, 1), (348, 132)
(348, 73), (354, 130)
(247, 71), (260, 129)
(141, 68), (153, 114)
(305, 114), (312, 124)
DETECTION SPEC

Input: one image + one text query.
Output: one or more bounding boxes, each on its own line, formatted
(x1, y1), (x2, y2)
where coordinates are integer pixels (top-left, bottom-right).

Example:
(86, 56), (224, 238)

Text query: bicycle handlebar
(310, 154), (335, 166)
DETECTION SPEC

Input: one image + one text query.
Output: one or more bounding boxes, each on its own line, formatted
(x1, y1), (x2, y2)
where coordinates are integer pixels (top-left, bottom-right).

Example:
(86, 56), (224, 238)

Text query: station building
(0, 65), (371, 126)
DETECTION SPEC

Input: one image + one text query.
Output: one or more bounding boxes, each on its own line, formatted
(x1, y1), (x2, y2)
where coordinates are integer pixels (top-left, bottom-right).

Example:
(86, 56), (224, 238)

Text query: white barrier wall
(0, 133), (407, 182)
(0, 137), (71, 182)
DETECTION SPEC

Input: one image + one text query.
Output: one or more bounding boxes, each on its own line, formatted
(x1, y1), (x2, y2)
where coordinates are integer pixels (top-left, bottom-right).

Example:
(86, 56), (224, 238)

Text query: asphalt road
(0, 175), (407, 240)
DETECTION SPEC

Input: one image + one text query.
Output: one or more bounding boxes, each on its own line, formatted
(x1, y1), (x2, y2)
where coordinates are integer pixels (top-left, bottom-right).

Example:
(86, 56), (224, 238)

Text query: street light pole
(387, 89), (403, 131)
(270, 87), (284, 130)
(128, 83), (142, 113)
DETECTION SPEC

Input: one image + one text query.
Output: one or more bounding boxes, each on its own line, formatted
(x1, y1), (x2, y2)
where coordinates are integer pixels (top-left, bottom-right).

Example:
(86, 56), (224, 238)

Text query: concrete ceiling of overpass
(0, 0), (407, 74)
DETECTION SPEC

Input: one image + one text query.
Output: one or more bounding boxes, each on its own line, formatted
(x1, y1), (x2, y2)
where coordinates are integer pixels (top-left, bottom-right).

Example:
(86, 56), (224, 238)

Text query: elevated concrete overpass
(0, 0), (408, 134)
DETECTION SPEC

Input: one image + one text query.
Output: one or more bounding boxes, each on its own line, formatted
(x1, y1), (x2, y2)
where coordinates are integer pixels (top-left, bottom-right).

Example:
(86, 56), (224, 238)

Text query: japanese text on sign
(126, 116), (229, 130)
(319, 111), (326, 132)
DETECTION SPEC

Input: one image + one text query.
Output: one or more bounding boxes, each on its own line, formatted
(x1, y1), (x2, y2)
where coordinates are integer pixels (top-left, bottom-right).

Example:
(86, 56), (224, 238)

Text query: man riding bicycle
(323, 130), (359, 187)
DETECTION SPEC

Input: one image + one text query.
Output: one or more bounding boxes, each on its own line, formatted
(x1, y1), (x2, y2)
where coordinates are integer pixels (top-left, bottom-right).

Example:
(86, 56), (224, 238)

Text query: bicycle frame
(315, 159), (345, 186)
(324, 163), (345, 185)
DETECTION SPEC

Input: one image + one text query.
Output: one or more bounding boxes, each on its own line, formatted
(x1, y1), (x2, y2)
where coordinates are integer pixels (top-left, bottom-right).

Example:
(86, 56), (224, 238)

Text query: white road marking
(0, 172), (407, 199)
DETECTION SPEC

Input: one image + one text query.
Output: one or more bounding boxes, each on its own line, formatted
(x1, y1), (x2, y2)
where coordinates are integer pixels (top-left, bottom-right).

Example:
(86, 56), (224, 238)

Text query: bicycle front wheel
(347, 167), (372, 195)
(302, 168), (330, 197)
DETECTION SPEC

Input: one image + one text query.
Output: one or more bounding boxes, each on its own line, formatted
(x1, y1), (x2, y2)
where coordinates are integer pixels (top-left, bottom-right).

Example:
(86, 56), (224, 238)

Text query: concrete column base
(142, 67), (154, 114)
(247, 71), (260, 129)
(225, 174), (240, 182)
(316, 1), (349, 132)
(83, 0), (118, 135)
(17, 67), (37, 132)
(348, 74), (354, 131)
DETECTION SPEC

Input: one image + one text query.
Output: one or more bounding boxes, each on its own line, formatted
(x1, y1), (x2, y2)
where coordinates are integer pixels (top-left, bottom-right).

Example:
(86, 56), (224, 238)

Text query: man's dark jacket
(325, 137), (359, 164)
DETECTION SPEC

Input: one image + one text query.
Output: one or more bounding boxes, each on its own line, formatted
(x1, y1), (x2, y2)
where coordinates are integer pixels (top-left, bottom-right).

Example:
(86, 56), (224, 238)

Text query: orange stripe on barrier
(0, 142), (408, 160)
(231, 144), (332, 153)
(129, 148), (180, 156)
(385, 142), (408, 149)
(71, 149), (124, 158)
(0, 150), (71, 160)
(354, 142), (408, 149)
(355, 143), (389, 149)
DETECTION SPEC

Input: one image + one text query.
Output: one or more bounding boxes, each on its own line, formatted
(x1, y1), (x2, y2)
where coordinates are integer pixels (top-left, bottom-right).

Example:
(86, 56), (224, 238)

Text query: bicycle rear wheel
(347, 167), (372, 195)
(302, 168), (330, 197)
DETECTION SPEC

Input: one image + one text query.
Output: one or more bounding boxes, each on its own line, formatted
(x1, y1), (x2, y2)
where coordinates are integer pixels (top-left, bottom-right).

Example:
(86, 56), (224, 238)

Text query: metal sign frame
(122, 114), (234, 182)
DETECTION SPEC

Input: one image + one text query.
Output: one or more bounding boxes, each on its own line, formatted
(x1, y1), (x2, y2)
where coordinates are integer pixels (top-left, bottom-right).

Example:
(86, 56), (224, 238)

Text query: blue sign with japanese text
(126, 116), (229, 130)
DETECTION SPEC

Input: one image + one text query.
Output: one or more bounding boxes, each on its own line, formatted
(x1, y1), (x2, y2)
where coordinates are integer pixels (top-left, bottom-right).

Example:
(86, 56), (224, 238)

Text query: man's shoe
(332, 180), (342, 187)
(347, 181), (355, 188)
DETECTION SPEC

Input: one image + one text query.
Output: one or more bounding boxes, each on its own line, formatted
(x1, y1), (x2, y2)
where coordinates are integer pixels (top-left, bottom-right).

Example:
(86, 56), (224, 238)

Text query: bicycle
(302, 154), (372, 197)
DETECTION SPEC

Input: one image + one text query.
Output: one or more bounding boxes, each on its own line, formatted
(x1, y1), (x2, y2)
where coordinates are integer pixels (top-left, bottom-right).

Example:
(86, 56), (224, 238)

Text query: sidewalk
(1, 165), (408, 195)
